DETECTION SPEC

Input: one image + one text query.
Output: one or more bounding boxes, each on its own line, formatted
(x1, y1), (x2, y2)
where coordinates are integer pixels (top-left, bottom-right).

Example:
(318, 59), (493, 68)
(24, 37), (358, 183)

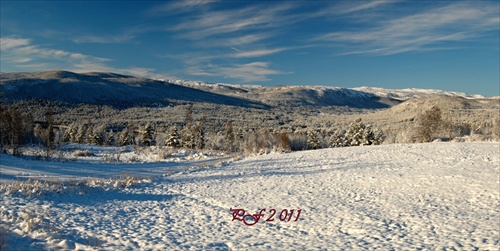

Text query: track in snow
(1, 142), (499, 250)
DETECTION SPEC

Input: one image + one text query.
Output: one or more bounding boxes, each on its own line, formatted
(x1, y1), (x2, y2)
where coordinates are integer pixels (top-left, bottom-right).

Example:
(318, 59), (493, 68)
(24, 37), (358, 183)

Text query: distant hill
(0, 71), (267, 109)
(1, 70), (493, 110)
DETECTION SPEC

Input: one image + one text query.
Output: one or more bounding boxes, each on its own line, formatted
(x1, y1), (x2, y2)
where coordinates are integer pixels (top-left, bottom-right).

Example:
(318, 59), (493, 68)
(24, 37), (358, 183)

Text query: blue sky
(1, 0), (499, 96)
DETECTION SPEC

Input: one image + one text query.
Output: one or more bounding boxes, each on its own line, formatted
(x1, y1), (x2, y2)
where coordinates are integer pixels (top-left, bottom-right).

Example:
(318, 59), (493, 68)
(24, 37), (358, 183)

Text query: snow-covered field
(1, 142), (499, 250)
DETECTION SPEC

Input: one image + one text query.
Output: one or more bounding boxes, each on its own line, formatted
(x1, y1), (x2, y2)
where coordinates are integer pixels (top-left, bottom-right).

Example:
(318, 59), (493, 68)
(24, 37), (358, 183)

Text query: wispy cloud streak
(169, 3), (295, 40)
(188, 62), (284, 82)
(73, 34), (134, 44)
(149, 0), (218, 14)
(315, 2), (500, 55)
(0, 36), (175, 79)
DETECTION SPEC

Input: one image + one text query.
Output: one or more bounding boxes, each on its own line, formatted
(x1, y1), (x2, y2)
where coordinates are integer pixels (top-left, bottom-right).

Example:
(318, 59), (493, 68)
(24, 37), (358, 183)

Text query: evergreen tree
(90, 126), (104, 145)
(75, 124), (86, 143)
(329, 129), (346, 148)
(343, 118), (384, 147)
(142, 123), (155, 146)
(181, 125), (195, 149)
(307, 129), (320, 150)
(224, 121), (235, 152)
(184, 104), (194, 125)
(193, 123), (205, 149)
(344, 118), (364, 146)
(106, 131), (116, 146)
(119, 128), (131, 146)
(372, 129), (385, 145)
(86, 128), (94, 144)
(63, 125), (73, 143)
(0, 106), (31, 153)
(165, 126), (181, 148)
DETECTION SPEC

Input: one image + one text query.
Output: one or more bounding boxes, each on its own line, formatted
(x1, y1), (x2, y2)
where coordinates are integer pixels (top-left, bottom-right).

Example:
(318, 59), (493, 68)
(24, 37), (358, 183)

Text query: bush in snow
(0, 176), (151, 197)
(277, 132), (292, 152)
(289, 132), (308, 151)
(72, 149), (93, 157)
(414, 106), (442, 143)
(329, 129), (347, 147)
(307, 129), (321, 150)
(331, 119), (384, 147)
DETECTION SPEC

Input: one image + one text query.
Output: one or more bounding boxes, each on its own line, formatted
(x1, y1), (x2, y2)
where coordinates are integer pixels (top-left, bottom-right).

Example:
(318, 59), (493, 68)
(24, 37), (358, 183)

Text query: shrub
(414, 106), (442, 142)
(277, 132), (291, 152)
(307, 130), (321, 150)
(330, 119), (384, 147)
(72, 150), (93, 157)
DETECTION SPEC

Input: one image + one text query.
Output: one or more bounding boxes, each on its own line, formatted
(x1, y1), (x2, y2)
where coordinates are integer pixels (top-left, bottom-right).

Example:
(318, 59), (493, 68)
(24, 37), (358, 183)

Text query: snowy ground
(0, 145), (230, 182)
(1, 142), (499, 250)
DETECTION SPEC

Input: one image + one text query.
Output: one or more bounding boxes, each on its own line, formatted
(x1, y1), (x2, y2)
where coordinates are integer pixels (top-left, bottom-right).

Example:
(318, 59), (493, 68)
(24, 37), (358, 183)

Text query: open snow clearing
(1, 142), (499, 250)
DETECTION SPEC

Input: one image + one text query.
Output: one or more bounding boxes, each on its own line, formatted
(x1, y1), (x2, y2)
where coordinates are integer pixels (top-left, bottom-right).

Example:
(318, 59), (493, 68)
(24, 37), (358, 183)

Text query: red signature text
(230, 208), (302, 226)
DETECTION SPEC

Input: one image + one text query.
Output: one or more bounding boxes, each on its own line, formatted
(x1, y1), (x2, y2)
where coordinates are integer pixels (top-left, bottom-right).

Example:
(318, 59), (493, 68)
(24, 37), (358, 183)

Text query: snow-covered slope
(169, 79), (492, 102)
(2, 70), (493, 110)
(0, 71), (266, 108)
(1, 142), (498, 250)
(353, 86), (489, 100)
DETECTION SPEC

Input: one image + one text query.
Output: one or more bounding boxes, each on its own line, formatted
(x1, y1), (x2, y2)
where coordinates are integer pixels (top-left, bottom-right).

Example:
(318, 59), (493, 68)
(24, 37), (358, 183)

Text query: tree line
(1, 104), (389, 156)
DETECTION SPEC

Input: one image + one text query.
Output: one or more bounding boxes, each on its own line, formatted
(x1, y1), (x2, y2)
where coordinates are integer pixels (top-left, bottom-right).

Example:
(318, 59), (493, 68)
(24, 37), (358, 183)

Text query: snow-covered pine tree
(372, 129), (384, 145)
(224, 121), (235, 152)
(68, 124), (79, 143)
(361, 124), (375, 145)
(142, 124), (155, 146)
(63, 124), (74, 143)
(181, 124), (195, 149)
(119, 127), (131, 146)
(360, 124), (383, 145)
(33, 123), (44, 144)
(344, 118), (364, 146)
(329, 128), (346, 148)
(165, 126), (181, 148)
(75, 124), (86, 143)
(307, 129), (320, 150)
(193, 123), (205, 149)
(343, 118), (384, 146)
(106, 131), (116, 146)
(86, 128), (94, 144)
(90, 126), (104, 145)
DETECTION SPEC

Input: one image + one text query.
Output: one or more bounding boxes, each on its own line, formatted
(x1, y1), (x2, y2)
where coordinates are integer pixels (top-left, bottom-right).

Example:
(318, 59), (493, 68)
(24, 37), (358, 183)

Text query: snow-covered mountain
(353, 86), (489, 100)
(0, 71), (266, 109)
(163, 79), (495, 108)
(0, 70), (493, 109)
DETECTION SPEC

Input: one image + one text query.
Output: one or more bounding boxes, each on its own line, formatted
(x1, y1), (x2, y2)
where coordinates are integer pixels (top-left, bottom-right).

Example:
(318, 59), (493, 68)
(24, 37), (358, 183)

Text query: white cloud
(1, 37), (109, 66)
(188, 61), (284, 82)
(0, 36), (176, 80)
(231, 48), (286, 58)
(315, 2), (500, 55)
(0, 37), (31, 50)
(337, 0), (395, 14)
(72, 34), (134, 44)
(169, 3), (295, 40)
(149, 0), (218, 14)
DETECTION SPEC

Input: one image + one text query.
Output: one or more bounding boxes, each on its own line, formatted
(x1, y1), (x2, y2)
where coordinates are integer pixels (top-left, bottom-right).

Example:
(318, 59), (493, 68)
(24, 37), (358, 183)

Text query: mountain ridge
(0, 70), (494, 110)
